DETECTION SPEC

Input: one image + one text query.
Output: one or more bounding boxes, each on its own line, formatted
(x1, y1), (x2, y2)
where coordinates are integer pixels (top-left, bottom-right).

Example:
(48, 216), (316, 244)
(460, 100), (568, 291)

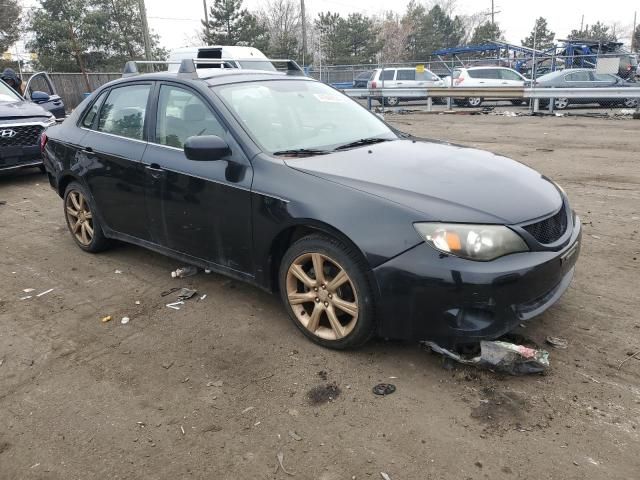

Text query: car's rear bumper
(373, 217), (581, 346)
(0, 145), (42, 172)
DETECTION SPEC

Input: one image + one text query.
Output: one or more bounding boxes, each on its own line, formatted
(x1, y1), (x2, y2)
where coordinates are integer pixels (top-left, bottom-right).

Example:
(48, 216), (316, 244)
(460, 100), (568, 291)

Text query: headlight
(414, 223), (529, 261)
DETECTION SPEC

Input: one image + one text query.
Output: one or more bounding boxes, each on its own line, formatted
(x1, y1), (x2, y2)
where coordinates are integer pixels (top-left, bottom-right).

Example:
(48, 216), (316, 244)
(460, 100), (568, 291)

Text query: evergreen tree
(201, 0), (269, 50)
(315, 12), (346, 64)
(470, 22), (503, 44)
(632, 24), (640, 52)
(0, 0), (21, 54)
(567, 21), (617, 42)
(341, 13), (380, 64)
(522, 17), (555, 50)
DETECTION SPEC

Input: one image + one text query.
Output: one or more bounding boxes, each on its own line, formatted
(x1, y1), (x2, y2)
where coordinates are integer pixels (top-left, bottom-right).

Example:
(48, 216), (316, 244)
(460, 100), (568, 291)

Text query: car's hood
(285, 139), (562, 224)
(0, 99), (52, 120)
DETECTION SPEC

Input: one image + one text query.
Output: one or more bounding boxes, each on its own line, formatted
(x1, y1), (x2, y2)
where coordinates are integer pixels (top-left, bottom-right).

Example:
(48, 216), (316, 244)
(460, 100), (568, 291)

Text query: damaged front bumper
(373, 216), (582, 346)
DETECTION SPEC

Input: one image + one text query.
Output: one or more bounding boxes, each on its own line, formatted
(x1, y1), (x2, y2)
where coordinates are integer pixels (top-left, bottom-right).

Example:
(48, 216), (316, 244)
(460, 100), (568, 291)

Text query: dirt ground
(1, 114), (639, 480)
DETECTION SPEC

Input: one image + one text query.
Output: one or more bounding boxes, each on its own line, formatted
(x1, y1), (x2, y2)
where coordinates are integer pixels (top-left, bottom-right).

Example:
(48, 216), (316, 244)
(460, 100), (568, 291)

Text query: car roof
(465, 66), (513, 70)
(103, 69), (314, 89)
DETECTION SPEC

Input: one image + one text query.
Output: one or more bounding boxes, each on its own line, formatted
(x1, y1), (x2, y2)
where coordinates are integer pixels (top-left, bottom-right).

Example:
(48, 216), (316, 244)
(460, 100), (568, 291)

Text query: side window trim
(95, 82), (154, 141)
(78, 89), (109, 130)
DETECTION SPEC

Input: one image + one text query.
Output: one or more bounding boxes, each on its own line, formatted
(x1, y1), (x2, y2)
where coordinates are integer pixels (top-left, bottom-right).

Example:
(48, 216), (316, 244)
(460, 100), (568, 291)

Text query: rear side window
(81, 91), (107, 129)
(380, 69), (395, 81)
(397, 69), (415, 81)
(97, 84), (151, 140)
(593, 73), (615, 82)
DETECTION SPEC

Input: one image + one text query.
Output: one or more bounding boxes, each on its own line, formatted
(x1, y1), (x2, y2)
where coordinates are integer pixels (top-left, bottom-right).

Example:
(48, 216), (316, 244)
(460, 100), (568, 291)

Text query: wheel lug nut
(315, 297), (320, 302)
(328, 293), (333, 298)
(321, 284), (326, 289)
(314, 287), (318, 292)
(324, 301), (329, 307)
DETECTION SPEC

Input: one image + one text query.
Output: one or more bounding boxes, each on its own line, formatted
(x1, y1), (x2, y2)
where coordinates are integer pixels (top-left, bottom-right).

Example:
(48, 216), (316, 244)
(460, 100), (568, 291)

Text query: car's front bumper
(0, 145), (42, 172)
(373, 216), (581, 346)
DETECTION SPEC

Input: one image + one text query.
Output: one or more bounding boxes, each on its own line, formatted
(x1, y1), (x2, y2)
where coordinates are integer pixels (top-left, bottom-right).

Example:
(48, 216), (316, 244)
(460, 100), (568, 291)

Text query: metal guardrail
(341, 87), (640, 99)
(340, 86), (640, 113)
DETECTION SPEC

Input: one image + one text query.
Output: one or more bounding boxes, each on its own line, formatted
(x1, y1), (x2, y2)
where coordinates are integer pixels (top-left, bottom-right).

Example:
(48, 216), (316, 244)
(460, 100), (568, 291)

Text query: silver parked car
(533, 68), (639, 109)
(367, 67), (444, 106)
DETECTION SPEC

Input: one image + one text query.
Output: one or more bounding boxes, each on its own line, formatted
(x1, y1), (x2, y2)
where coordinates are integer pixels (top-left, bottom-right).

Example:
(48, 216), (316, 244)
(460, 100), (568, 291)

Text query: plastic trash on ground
(425, 340), (549, 375)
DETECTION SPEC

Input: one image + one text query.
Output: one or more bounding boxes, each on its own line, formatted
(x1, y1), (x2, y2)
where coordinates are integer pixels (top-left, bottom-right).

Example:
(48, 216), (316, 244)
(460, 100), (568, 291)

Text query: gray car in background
(533, 68), (639, 109)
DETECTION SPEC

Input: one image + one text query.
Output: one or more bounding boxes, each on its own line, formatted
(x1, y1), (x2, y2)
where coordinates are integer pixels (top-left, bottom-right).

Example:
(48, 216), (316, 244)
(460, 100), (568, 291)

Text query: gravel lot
(1, 114), (639, 479)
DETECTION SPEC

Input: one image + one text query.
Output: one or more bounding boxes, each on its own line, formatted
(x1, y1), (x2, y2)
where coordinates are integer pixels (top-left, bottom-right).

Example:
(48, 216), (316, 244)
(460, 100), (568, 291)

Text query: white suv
(442, 66), (528, 107)
(367, 67), (444, 106)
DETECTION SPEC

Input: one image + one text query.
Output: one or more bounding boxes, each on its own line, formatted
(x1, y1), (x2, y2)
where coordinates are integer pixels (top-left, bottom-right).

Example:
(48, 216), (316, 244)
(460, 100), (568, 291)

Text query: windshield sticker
(313, 93), (346, 103)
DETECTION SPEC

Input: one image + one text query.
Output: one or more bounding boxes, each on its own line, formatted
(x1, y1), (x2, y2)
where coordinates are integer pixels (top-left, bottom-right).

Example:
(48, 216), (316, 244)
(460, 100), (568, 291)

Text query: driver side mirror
(184, 135), (231, 161)
(31, 90), (51, 103)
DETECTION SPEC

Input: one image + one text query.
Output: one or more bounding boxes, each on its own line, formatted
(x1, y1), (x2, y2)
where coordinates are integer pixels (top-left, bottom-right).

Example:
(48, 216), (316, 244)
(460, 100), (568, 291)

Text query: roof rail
(122, 57), (305, 79)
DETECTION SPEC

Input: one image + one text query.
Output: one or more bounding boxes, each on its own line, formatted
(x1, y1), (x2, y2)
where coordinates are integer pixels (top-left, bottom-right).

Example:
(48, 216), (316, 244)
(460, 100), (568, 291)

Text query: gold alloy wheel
(286, 253), (359, 341)
(65, 190), (94, 246)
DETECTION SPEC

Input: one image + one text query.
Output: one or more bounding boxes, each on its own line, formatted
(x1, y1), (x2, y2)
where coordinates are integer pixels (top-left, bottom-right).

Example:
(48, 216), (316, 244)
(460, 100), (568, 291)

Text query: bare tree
(260, 0), (302, 58)
(377, 11), (409, 64)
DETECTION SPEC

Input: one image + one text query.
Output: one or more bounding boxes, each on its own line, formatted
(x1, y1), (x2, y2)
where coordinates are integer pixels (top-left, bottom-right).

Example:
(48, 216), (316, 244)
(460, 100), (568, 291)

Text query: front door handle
(146, 163), (166, 179)
(82, 147), (93, 153)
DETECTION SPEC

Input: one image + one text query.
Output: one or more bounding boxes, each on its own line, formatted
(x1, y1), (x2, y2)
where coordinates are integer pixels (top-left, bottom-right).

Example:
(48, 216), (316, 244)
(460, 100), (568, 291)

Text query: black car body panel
(42, 70), (580, 345)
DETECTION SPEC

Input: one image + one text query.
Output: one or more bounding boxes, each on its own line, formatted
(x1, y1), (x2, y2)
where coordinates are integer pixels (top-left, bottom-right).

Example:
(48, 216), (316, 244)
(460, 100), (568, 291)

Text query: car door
(24, 72), (65, 119)
(81, 82), (152, 240)
(379, 68), (397, 88)
(142, 82), (253, 272)
(395, 69), (415, 88)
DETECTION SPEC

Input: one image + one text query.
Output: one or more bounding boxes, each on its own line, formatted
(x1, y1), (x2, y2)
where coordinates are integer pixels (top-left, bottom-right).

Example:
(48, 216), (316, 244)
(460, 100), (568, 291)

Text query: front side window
(397, 69), (415, 81)
(97, 84), (150, 140)
(216, 80), (397, 153)
(156, 85), (225, 149)
(565, 71), (591, 82)
(500, 69), (523, 81)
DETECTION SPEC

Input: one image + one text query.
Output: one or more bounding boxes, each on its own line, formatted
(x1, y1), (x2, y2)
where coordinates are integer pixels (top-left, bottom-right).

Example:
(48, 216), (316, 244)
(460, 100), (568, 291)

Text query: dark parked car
(42, 60), (581, 349)
(533, 68), (639, 109)
(352, 70), (373, 88)
(1, 79), (56, 173)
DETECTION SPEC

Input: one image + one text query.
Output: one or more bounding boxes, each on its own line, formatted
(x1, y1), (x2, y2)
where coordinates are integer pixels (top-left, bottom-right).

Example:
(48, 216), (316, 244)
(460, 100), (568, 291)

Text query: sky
(142, 0), (637, 49)
(14, 0), (638, 55)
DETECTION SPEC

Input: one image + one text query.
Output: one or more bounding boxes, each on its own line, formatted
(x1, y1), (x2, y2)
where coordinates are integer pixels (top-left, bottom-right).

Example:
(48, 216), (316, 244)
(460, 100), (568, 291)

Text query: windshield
(0, 80), (21, 102)
(237, 60), (277, 71)
(215, 80), (396, 153)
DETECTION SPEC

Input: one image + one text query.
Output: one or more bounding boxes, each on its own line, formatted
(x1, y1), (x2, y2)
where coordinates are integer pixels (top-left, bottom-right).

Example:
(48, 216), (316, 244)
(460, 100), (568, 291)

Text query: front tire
(467, 97), (483, 107)
(279, 234), (376, 349)
(63, 181), (111, 253)
(554, 97), (569, 110)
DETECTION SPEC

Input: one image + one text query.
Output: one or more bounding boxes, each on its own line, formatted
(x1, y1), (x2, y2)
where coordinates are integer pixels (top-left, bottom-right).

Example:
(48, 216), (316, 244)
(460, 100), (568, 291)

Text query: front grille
(0, 124), (44, 148)
(523, 206), (568, 244)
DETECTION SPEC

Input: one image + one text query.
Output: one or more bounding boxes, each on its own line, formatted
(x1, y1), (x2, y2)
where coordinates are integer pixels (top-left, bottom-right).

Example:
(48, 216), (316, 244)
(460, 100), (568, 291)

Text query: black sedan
(1, 79), (56, 173)
(42, 63), (581, 349)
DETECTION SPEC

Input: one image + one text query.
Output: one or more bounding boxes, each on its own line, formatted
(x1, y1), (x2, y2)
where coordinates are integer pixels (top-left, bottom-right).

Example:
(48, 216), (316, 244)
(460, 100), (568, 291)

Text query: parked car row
(348, 64), (639, 110)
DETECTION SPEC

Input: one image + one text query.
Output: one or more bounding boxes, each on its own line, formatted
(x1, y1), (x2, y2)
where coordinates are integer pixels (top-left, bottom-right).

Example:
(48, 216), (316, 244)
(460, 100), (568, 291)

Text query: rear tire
(279, 234), (376, 350)
(554, 97), (569, 110)
(383, 97), (400, 107)
(63, 181), (111, 253)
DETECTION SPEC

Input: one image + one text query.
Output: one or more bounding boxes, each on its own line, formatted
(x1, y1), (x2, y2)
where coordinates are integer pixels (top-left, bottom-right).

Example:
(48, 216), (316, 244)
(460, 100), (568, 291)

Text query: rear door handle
(82, 147), (93, 153)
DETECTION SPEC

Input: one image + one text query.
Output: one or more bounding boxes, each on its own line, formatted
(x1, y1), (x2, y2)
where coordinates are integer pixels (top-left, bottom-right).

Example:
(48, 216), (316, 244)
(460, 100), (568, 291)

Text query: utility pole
(300, 0), (307, 66)
(203, 0), (210, 40)
(633, 11), (637, 52)
(491, 0), (495, 25)
(138, 0), (152, 62)
(580, 14), (584, 32)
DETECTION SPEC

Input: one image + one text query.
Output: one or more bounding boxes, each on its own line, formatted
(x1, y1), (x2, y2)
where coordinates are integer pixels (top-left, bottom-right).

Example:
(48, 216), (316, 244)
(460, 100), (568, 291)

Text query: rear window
(380, 69), (395, 81)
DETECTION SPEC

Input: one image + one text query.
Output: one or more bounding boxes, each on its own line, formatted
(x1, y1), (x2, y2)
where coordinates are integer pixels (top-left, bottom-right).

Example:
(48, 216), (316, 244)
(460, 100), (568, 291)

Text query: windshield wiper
(333, 137), (390, 151)
(273, 148), (330, 157)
